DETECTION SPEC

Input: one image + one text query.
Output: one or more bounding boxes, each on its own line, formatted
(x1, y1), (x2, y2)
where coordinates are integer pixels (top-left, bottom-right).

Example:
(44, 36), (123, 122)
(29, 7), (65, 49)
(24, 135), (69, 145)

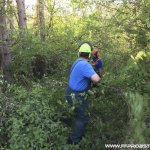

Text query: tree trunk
(0, 0), (12, 81)
(7, 0), (15, 31)
(37, 0), (45, 41)
(16, 0), (27, 29)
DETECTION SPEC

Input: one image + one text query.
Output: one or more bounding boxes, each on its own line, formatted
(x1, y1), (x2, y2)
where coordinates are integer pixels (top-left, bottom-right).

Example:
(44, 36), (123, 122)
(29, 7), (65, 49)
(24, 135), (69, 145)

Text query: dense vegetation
(0, 0), (150, 149)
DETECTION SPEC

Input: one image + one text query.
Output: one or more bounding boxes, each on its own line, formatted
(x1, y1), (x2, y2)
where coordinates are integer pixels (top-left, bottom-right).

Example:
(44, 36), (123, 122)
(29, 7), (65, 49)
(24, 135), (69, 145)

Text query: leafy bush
(125, 92), (149, 143)
(0, 91), (15, 149)
(5, 83), (68, 149)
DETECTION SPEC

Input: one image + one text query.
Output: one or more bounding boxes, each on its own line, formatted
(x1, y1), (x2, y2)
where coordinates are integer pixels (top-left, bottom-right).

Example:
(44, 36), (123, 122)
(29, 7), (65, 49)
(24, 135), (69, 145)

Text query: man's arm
(91, 73), (100, 83)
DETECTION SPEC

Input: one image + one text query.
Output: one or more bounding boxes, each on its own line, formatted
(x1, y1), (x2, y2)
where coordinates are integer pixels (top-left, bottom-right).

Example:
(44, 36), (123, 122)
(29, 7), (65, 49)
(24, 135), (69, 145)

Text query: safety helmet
(78, 42), (93, 58)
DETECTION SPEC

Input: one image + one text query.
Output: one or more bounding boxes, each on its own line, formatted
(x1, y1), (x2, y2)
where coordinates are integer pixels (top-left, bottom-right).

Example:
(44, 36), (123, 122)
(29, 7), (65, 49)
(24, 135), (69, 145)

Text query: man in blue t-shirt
(65, 42), (100, 144)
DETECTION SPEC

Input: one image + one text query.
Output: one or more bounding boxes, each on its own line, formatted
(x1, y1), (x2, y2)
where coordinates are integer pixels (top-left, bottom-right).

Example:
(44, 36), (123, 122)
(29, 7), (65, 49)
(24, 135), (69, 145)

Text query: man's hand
(91, 81), (101, 88)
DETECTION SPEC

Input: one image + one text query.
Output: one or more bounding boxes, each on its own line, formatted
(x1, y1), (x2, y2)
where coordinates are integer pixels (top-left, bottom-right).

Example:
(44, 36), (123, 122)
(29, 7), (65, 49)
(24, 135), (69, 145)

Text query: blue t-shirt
(69, 58), (96, 91)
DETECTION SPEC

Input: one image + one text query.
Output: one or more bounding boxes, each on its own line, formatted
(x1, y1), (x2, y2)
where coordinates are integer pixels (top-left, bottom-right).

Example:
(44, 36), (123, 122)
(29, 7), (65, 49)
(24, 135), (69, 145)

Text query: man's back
(69, 58), (95, 91)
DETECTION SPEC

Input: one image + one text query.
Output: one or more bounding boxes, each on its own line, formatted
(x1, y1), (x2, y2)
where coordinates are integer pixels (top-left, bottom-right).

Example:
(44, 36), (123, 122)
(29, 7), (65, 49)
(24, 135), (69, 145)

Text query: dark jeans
(65, 87), (90, 144)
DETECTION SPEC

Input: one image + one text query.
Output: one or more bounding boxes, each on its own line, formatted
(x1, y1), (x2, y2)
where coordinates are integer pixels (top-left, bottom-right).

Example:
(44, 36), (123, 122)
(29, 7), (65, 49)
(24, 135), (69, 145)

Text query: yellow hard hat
(79, 43), (92, 53)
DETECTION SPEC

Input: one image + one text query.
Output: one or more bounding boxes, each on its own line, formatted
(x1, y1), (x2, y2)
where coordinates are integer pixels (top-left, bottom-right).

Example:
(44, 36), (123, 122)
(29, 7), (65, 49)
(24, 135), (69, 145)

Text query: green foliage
(11, 30), (76, 80)
(0, 90), (14, 148)
(125, 92), (149, 143)
(4, 83), (68, 149)
(115, 51), (150, 144)
(1, 0), (150, 149)
(1, 77), (129, 149)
